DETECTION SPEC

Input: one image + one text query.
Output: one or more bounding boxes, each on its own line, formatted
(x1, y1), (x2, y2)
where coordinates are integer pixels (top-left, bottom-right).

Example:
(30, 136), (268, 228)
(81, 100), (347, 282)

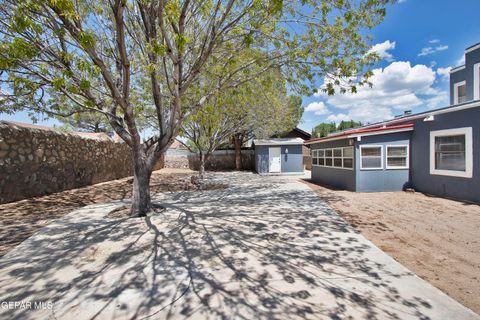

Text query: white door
(269, 147), (281, 173)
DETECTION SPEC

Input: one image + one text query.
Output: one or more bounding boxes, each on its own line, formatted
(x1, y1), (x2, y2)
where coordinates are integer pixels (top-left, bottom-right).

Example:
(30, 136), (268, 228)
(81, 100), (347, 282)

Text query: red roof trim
(304, 123), (414, 144)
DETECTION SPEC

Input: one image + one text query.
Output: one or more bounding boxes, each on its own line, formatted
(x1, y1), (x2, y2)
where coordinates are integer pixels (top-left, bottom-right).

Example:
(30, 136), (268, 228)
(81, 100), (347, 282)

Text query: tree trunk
(234, 135), (242, 170)
(199, 152), (206, 180)
(131, 160), (152, 217)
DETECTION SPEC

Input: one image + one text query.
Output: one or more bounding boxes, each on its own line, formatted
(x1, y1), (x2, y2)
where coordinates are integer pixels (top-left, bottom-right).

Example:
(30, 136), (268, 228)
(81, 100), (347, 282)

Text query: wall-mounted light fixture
(285, 148), (289, 154)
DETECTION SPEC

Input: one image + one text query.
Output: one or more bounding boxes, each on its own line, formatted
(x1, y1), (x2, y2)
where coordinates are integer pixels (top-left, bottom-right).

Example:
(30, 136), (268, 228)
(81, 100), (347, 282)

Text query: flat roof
(253, 138), (304, 146)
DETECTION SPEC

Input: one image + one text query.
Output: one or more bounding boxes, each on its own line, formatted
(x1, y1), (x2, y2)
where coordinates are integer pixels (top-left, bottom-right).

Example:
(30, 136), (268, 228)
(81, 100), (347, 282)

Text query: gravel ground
(301, 179), (480, 314)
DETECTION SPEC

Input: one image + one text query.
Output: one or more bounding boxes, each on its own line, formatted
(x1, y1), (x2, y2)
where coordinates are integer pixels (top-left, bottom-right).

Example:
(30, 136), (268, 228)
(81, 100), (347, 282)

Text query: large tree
(181, 66), (299, 178)
(0, 0), (393, 216)
(232, 91), (303, 170)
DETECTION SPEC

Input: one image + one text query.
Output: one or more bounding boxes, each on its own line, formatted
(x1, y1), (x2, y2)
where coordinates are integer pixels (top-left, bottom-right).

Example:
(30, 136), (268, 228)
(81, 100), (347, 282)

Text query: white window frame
(429, 127), (473, 178)
(453, 80), (467, 104)
(359, 145), (383, 170)
(310, 147), (353, 170)
(474, 63), (480, 101)
(386, 145), (409, 170)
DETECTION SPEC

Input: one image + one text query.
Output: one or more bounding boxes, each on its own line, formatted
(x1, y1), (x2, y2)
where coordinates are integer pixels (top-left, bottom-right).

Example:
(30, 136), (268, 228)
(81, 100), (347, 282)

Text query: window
(325, 149), (333, 166)
(386, 145), (409, 169)
(343, 147), (354, 169)
(318, 149), (325, 166)
(454, 81), (467, 104)
(360, 145), (383, 170)
(333, 148), (342, 167)
(430, 127), (472, 178)
(311, 147), (353, 170)
(474, 63), (480, 100)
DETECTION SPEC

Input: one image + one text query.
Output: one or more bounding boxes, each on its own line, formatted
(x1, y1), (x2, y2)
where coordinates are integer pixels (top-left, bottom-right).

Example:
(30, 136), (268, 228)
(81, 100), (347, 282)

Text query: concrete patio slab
(0, 172), (478, 319)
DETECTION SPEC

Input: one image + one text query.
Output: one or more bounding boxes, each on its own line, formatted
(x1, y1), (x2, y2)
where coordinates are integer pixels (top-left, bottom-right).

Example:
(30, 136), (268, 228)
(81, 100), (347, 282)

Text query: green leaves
(78, 31), (96, 49)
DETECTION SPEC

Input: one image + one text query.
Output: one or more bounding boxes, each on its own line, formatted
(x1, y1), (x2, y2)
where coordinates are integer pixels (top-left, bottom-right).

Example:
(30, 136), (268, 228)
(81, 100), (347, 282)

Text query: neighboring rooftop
(253, 138), (305, 146)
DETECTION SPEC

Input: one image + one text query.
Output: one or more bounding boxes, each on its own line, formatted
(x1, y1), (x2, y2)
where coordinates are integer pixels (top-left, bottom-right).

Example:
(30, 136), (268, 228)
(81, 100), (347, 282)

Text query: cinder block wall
(0, 121), (162, 204)
(187, 150), (254, 171)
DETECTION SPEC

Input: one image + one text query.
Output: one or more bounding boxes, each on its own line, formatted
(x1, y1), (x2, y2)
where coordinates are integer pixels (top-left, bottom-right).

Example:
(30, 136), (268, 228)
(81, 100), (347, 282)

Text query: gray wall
(254, 144), (303, 174)
(449, 46), (480, 104)
(310, 139), (356, 191)
(189, 149), (254, 171)
(355, 132), (411, 192)
(410, 107), (480, 203)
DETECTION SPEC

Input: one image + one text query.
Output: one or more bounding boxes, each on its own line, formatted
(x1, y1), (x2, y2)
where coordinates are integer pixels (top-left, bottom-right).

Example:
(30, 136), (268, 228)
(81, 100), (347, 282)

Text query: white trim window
(386, 145), (409, 169)
(474, 63), (480, 101)
(454, 81), (467, 104)
(360, 145), (383, 170)
(430, 127), (473, 178)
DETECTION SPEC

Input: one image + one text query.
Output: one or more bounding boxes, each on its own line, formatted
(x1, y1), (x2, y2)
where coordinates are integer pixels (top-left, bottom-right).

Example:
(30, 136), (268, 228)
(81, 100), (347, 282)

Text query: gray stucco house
(305, 42), (480, 203)
(253, 138), (304, 175)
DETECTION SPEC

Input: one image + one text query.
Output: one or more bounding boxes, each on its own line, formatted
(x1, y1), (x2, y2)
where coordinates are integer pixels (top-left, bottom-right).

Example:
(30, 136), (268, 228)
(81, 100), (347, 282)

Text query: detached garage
(253, 138), (304, 175)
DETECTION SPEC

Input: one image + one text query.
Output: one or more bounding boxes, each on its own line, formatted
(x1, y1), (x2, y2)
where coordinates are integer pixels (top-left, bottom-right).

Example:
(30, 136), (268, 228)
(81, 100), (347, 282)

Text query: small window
(454, 81), (467, 104)
(360, 145), (383, 170)
(343, 146), (354, 169)
(386, 145), (409, 169)
(430, 127), (472, 178)
(333, 148), (342, 167)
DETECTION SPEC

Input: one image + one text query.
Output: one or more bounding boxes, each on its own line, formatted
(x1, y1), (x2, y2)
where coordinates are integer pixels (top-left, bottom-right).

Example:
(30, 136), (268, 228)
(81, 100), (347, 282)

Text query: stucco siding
(255, 145), (269, 174)
(355, 132), (411, 192)
(410, 107), (480, 202)
(281, 145), (303, 172)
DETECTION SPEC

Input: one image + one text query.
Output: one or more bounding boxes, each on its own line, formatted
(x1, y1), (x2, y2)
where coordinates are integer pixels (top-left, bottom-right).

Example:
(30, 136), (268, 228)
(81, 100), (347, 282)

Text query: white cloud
(436, 67), (452, 81)
(304, 101), (330, 115)
(326, 113), (350, 123)
(315, 61), (448, 123)
(429, 39), (440, 44)
(418, 44), (448, 56)
(368, 40), (396, 62)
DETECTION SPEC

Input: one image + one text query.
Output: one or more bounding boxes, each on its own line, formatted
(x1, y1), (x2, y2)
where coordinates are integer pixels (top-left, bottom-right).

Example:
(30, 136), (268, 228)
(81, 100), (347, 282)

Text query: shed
(253, 138), (304, 175)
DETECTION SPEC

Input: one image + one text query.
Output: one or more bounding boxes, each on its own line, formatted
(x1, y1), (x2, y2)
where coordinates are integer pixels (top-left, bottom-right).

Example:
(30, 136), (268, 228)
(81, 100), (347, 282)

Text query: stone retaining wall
(0, 121), (162, 204)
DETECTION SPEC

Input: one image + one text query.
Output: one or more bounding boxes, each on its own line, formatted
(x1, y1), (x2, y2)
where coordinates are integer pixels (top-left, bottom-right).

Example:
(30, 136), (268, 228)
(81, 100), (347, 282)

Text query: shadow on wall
(0, 122), (164, 204)
(0, 174), (437, 319)
(188, 150), (254, 171)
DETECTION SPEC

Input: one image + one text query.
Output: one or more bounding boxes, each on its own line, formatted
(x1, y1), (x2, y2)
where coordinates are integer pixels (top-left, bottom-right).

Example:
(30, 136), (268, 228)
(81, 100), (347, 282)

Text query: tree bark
(234, 135), (242, 170)
(199, 152), (206, 180)
(131, 158), (152, 217)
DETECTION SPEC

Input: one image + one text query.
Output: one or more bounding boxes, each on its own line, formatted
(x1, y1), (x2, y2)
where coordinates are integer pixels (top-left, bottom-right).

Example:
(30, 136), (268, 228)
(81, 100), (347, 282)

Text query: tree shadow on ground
(0, 173), (464, 320)
(0, 170), (195, 257)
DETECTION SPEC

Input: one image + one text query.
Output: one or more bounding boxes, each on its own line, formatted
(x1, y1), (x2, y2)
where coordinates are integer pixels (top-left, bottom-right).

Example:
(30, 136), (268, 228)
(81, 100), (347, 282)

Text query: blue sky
(1, 0), (480, 134)
(300, 0), (480, 133)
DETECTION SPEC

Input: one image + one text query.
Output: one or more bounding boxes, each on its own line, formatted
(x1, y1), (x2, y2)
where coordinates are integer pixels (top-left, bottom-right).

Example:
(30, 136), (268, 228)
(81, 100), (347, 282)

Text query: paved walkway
(0, 172), (478, 319)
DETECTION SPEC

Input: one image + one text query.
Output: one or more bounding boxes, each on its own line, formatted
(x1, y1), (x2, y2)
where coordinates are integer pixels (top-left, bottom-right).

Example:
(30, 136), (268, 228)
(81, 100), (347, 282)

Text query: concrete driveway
(0, 172), (478, 319)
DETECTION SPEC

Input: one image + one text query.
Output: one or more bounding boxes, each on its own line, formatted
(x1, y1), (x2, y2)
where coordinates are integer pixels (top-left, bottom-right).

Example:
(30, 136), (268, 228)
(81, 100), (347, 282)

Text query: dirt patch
(0, 168), (226, 257)
(301, 179), (480, 314)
